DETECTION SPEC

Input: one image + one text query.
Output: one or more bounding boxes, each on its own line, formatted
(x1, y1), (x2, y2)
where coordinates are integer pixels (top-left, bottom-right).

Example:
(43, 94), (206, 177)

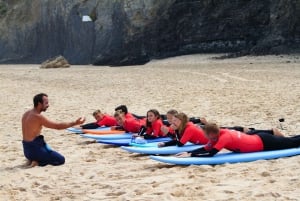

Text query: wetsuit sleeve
(143, 134), (157, 139)
(166, 132), (176, 139)
(81, 123), (99, 129)
(163, 140), (184, 147)
(164, 140), (177, 147)
(115, 126), (124, 130)
(189, 147), (219, 157)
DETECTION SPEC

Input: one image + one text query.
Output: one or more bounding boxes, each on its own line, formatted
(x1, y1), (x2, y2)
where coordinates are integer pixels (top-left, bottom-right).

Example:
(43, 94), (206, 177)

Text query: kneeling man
(22, 93), (85, 167)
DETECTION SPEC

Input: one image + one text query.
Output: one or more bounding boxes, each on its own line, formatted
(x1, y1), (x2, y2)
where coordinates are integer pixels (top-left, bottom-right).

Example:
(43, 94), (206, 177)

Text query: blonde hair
(167, 109), (178, 116)
(204, 122), (220, 134)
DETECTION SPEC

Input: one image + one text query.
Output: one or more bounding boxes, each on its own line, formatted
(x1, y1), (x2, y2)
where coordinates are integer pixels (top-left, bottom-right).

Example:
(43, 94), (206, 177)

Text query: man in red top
(177, 122), (300, 157)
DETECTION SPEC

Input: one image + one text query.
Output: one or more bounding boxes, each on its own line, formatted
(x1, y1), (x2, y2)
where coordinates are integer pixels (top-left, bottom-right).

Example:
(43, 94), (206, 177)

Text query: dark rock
(0, 0), (299, 66)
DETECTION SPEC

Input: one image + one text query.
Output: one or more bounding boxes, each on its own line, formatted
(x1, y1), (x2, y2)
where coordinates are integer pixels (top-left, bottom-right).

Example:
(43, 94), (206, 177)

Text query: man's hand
(75, 117), (85, 125)
(175, 152), (192, 158)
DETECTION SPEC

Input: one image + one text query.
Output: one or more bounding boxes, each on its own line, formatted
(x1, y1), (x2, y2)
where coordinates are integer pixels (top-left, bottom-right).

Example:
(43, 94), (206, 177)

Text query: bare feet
(273, 128), (285, 137)
(243, 127), (250, 133)
(30, 161), (39, 167)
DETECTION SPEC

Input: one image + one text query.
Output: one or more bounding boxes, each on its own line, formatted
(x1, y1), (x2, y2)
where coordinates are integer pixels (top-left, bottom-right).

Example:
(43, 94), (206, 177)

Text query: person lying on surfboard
(79, 109), (117, 129)
(112, 111), (145, 133)
(160, 109), (178, 136)
(115, 105), (146, 120)
(158, 113), (209, 147)
(22, 93), (85, 167)
(135, 109), (166, 139)
(161, 108), (283, 137)
(176, 122), (299, 158)
(161, 109), (208, 136)
(158, 112), (283, 148)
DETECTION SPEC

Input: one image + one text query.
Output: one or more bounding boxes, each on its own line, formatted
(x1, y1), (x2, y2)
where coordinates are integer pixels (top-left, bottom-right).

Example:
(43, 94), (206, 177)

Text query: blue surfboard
(66, 127), (110, 134)
(150, 147), (300, 165)
(80, 133), (132, 140)
(121, 144), (203, 155)
(97, 137), (171, 146)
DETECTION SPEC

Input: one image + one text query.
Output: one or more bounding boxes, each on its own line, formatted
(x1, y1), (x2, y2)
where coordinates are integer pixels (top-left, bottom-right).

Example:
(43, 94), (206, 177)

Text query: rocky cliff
(0, 0), (299, 66)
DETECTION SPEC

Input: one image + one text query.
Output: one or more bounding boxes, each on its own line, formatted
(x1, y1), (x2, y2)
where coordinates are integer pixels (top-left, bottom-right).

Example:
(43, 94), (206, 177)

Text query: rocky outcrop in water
(0, 0), (299, 66)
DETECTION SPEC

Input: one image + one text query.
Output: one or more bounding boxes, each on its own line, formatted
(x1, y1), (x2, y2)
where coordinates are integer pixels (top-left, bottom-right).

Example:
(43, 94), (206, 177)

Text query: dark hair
(146, 109), (161, 127)
(174, 113), (189, 136)
(167, 109), (178, 116)
(33, 93), (48, 107)
(115, 105), (128, 114)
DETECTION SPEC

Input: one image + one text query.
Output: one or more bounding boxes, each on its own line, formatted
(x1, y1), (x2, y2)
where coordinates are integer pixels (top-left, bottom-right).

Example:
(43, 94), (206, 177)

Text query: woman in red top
(158, 113), (208, 147)
(112, 111), (145, 133)
(80, 110), (117, 129)
(137, 109), (165, 139)
(177, 122), (300, 157)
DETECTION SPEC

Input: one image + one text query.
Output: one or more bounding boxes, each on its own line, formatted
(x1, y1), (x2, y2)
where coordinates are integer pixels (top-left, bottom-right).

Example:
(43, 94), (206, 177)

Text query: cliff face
(0, 0), (299, 66)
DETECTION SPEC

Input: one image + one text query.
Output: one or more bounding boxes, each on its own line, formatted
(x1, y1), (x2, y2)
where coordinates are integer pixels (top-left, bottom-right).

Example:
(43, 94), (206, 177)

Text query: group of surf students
(22, 93), (300, 167)
(81, 105), (300, 158)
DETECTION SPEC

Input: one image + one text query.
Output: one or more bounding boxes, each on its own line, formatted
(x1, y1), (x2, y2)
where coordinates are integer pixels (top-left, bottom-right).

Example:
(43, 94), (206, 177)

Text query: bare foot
(30, 161), (39, 167)
(273, 128), (285, 137)
(243, 127), (250, 133)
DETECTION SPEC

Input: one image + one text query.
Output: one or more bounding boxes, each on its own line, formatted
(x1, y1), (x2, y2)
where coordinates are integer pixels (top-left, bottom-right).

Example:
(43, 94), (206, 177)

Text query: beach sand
(1, 54), (300, 201)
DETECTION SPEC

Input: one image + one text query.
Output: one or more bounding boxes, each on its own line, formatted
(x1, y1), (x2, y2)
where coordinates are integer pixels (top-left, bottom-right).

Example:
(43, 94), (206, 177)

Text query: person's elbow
(177, 141), (185, 147)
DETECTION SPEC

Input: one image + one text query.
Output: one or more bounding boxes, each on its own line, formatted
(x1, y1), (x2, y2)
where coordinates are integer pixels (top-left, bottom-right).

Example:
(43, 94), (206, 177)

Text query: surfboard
(97, 137), (171, 146)
(66, 127), (110, 134)
(129, 142), (195, 147)
(80, 133), (132, 140)
(121, 144), (203, 155)
(150, 147), (300, 165)
(82, 129), (125, 134)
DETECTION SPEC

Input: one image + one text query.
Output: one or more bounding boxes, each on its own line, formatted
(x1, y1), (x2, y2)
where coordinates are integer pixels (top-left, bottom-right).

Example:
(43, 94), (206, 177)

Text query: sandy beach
(1, 54), (300, 201)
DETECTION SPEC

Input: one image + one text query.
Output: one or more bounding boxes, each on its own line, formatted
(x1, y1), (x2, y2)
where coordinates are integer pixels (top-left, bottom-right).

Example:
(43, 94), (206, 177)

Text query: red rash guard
(96, 115), (117, 127)
(168, 127), (175, 135)
(180, 123), (208, 145)
(123, 118), (144, 133)
(146, 119), (164, 137)
(205, 129), (264, 153)
(125, 113), (135, 120)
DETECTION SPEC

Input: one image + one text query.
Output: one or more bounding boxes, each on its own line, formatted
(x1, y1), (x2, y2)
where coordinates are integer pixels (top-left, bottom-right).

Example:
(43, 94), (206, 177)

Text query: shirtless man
(22, 93), (85, 167)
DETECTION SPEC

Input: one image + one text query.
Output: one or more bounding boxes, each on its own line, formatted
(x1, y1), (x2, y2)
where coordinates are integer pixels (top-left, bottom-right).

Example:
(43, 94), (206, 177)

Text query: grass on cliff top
(0, 2), (8, 16)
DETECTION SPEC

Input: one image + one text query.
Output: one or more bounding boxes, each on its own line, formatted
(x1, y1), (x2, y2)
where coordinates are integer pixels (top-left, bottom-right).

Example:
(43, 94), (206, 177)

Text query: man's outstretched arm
(40, 115), (85, 130)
